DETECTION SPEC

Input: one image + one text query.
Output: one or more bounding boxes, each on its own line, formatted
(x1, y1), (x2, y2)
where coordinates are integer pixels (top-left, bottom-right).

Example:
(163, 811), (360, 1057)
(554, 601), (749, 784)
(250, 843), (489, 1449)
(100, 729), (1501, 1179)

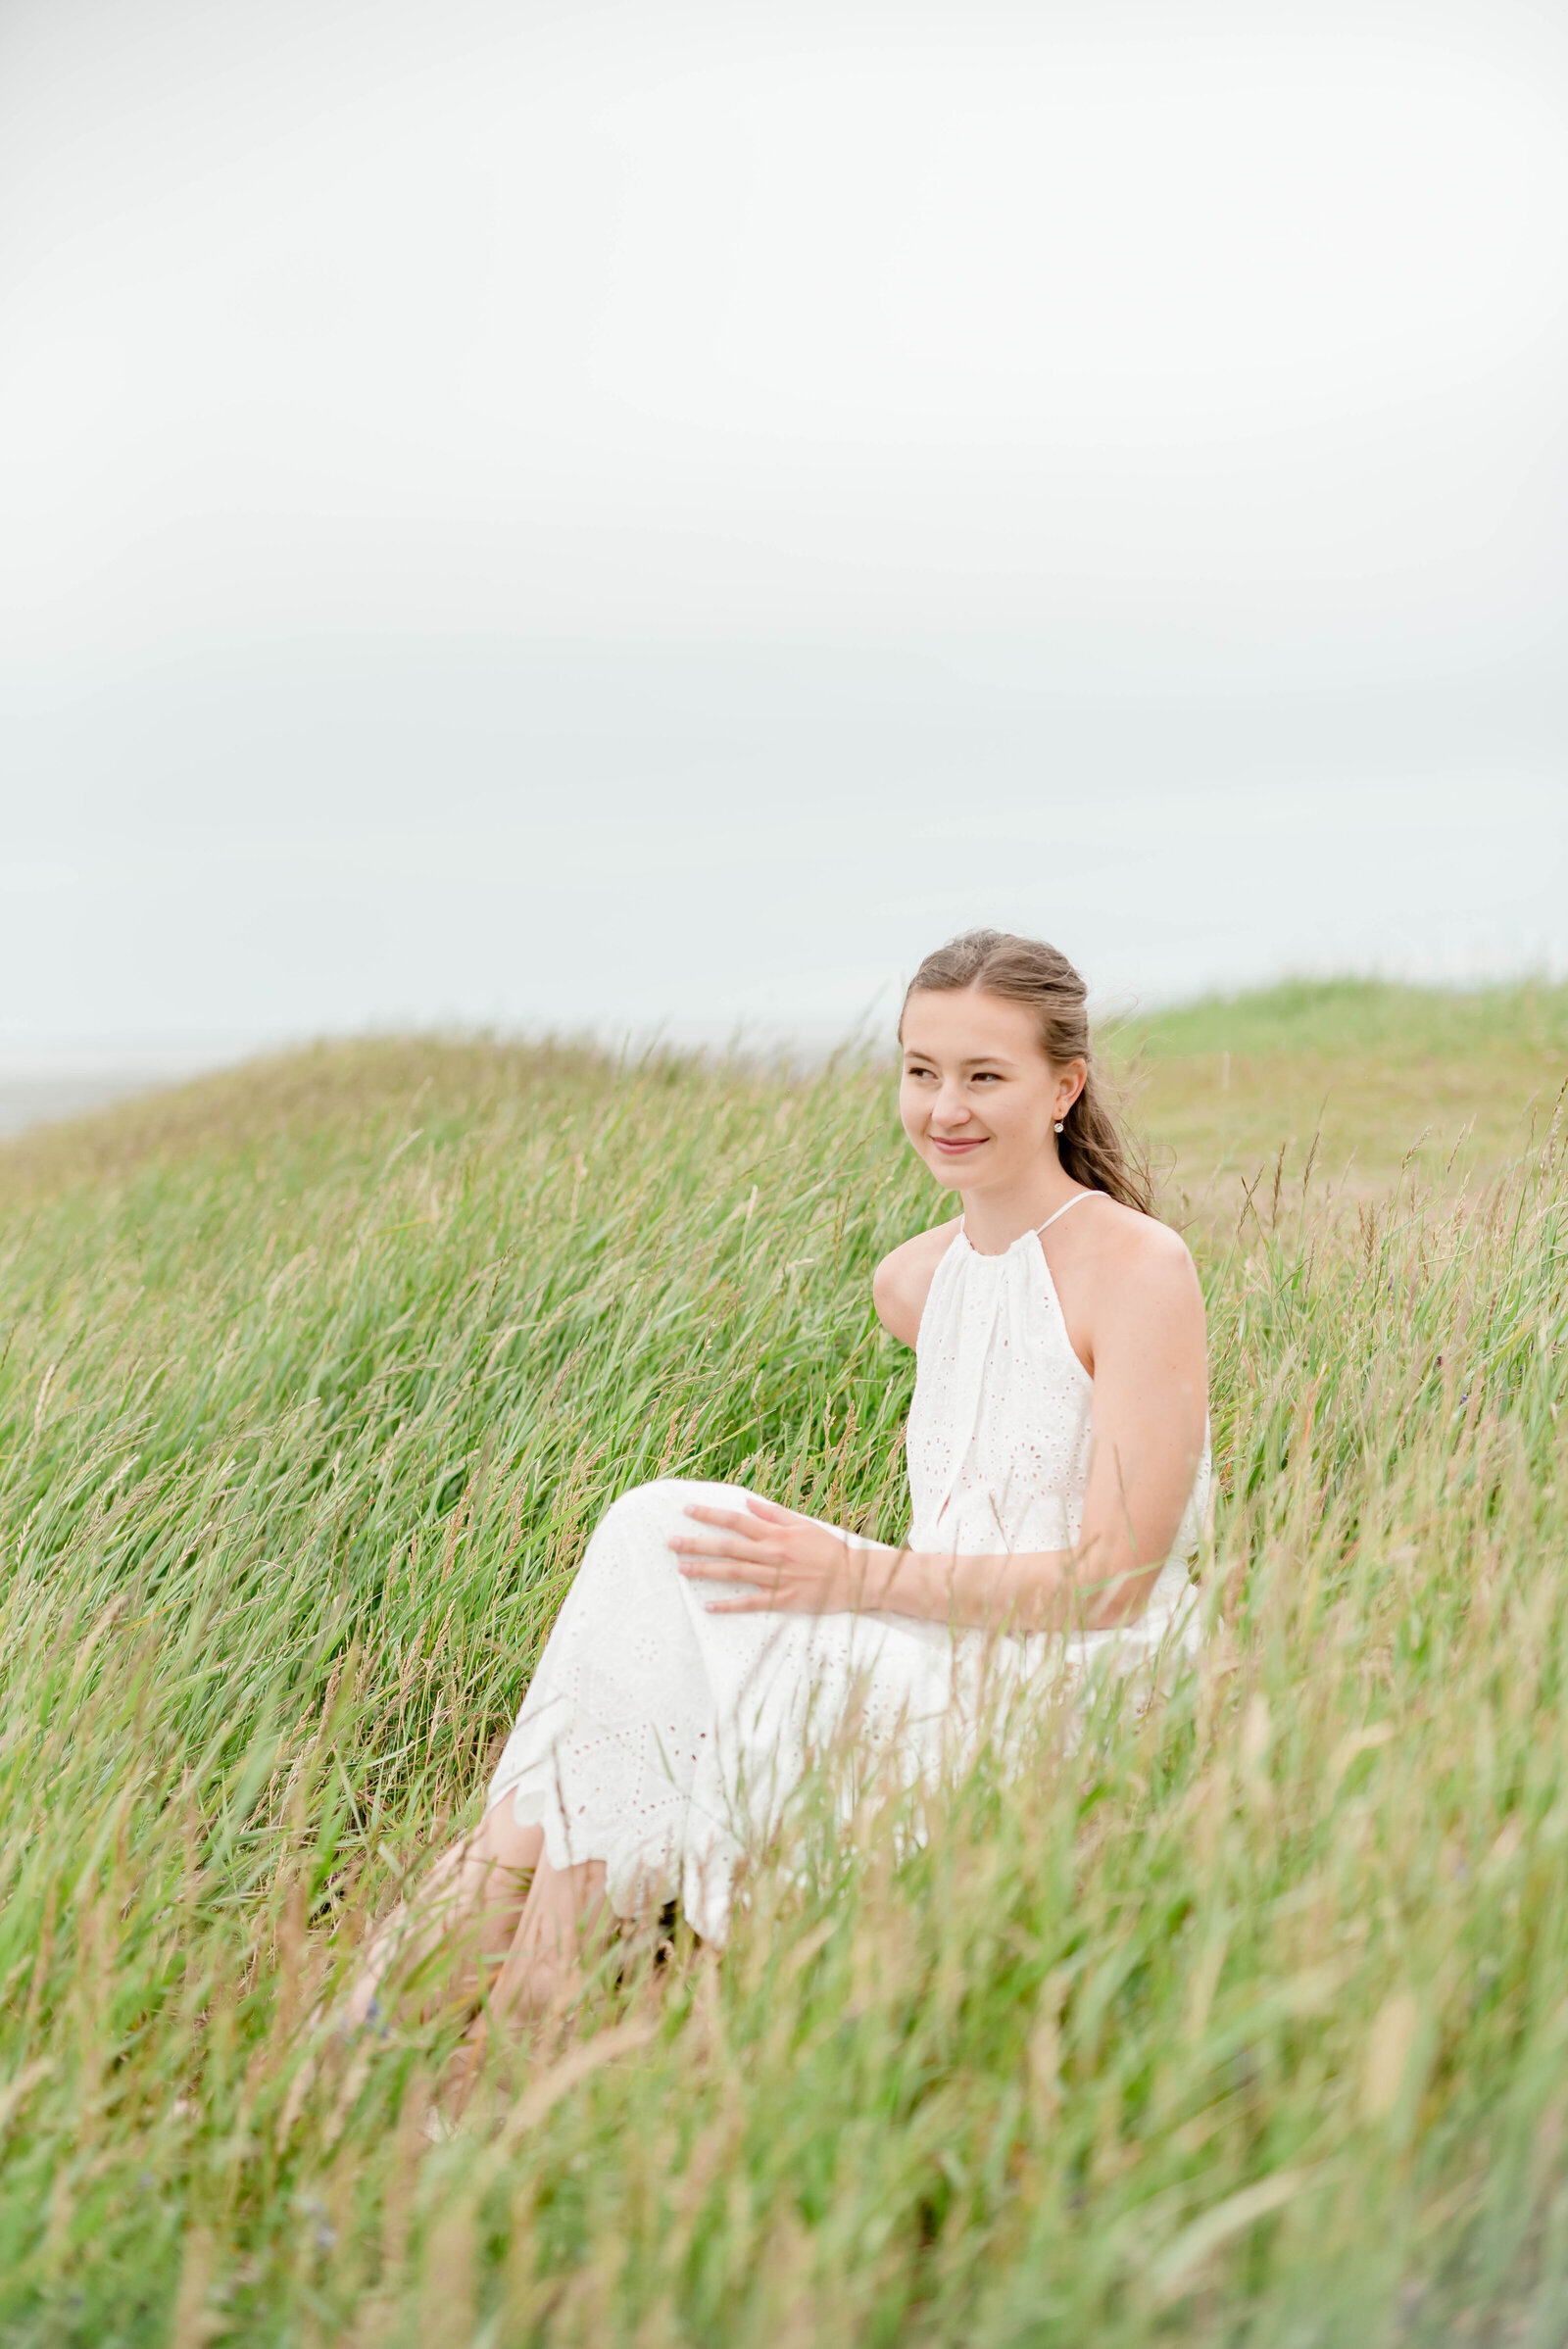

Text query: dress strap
(1037, 1191), (1099, 1234)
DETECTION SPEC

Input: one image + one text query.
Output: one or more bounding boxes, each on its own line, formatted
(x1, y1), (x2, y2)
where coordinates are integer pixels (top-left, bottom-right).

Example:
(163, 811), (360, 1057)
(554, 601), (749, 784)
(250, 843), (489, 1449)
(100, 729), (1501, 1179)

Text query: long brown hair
(900, 929), (1152, 1214)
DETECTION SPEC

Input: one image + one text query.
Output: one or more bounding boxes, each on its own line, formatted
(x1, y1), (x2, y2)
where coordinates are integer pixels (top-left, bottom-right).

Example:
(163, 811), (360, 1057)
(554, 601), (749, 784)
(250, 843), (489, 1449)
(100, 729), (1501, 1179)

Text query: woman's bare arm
(871, 1220), (962, 1348)
(880, 1219), (1207, 1630)
(678, 1215), (1208, 1632)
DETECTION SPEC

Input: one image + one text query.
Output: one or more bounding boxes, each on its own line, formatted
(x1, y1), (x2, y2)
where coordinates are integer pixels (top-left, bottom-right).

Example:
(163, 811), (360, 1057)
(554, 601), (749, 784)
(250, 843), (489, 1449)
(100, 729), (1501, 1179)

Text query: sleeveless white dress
(486, 1201), (1210, 1944)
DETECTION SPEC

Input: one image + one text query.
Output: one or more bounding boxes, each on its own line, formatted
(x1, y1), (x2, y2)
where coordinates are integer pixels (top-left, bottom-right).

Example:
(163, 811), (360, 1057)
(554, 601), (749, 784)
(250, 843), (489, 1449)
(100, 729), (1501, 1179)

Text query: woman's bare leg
(492, 1851), (612, 2020)
(445, 1850), (612, 2110)
(343, 1796), (545, 2029)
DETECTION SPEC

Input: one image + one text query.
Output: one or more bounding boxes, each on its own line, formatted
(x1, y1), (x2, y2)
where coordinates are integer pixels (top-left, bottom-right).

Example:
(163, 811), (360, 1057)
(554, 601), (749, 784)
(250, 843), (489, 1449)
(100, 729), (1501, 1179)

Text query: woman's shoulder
(872, 1218), (963, 1349)
(1069, 1195), (1205, 1339)
(1079, 1194), (1195, 1270)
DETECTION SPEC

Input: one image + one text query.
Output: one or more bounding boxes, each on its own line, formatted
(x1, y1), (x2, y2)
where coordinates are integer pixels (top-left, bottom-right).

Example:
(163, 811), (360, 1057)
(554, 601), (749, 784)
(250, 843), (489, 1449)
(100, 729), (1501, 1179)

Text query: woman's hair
(900, 929), (1152, 1214)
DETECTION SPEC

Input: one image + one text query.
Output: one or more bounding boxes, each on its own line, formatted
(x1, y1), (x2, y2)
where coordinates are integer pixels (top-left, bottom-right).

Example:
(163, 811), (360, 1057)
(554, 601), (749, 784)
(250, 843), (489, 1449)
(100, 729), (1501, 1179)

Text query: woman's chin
(924, 1149), (987, 1189)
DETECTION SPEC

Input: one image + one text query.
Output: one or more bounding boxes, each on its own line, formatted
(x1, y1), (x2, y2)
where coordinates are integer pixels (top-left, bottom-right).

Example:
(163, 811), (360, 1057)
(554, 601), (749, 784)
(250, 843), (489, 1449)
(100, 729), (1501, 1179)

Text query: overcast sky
(3, 0), (1565, 1056)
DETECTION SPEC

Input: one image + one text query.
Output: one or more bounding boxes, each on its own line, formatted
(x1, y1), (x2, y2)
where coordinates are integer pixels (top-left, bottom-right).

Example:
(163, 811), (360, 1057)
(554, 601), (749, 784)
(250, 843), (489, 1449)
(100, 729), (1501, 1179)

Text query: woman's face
(899, 987), (1085, 1196)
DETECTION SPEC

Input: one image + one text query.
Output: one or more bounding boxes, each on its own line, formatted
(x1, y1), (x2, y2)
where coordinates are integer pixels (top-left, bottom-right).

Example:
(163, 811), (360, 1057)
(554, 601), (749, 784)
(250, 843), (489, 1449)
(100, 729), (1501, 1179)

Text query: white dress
(486, 1199), (1210, 1944)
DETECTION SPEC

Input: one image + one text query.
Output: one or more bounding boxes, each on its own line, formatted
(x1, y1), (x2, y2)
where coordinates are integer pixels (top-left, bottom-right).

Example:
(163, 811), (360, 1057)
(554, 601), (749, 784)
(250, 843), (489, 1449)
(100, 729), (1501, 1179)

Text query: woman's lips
(931, 1134), (987, 1155)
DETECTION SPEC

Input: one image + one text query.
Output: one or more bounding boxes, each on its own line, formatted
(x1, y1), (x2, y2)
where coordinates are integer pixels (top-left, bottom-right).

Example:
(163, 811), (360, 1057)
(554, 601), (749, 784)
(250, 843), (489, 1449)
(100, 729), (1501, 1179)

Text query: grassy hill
(1127, 976), (1568, 1215)
(1, 980), (1566, 2345)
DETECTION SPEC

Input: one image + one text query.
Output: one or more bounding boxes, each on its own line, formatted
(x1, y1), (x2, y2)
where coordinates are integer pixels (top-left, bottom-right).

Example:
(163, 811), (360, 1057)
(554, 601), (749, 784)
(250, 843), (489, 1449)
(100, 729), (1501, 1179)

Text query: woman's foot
(486, 1851), (612, 2027)
(289, 1800), (547, 2135)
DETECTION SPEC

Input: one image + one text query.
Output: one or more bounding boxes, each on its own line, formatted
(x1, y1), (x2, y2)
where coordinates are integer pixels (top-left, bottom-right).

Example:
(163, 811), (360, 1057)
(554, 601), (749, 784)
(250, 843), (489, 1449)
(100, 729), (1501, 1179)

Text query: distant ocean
(0, 1048), (254, 1142)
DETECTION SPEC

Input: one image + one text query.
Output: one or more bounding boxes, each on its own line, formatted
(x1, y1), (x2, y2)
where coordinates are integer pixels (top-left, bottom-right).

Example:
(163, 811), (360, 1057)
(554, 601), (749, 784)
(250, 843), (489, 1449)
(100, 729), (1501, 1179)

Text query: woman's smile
(930, 1131), (989, 1156)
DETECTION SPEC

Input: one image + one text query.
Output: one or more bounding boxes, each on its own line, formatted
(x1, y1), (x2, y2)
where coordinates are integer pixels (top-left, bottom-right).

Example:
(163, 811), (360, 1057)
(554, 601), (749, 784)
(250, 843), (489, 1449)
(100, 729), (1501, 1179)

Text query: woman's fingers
(685, 1564), (795, 1609)
(744, 1496), (806, 1526)
(675, 1554), (780, 1587)
(670, 1531), (776, 1567)
(680, 1503), (766, 1537)
(671, 1501), (835, 1614)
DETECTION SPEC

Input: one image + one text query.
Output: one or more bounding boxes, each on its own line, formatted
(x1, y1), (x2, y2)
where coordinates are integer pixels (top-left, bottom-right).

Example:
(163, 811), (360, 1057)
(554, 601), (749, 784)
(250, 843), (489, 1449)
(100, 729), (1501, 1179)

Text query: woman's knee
(604, 1477), (750, 1539)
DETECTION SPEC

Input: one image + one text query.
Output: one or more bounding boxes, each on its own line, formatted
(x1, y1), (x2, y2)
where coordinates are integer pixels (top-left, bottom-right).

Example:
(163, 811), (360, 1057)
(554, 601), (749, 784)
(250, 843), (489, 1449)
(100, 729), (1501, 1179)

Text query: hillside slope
(0, 983), (1565, 2345)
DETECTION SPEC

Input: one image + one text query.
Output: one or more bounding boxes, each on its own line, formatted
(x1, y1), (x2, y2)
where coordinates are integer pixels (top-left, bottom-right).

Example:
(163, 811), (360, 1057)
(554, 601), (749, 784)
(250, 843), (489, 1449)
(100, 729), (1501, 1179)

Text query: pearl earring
(1054, 1120), (1064, 1134)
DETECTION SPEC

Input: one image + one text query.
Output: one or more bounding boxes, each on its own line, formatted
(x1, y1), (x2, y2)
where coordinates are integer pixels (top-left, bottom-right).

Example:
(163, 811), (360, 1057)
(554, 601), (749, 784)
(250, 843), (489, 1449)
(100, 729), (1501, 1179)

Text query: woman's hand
(670, 1497), (891, 1615)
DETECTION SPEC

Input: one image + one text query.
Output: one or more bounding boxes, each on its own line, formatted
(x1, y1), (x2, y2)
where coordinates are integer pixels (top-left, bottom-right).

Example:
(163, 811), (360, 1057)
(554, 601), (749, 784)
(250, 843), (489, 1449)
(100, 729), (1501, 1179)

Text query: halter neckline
(1037, 1191), (1098, 1234)
(957, 1191), (1100, 1256)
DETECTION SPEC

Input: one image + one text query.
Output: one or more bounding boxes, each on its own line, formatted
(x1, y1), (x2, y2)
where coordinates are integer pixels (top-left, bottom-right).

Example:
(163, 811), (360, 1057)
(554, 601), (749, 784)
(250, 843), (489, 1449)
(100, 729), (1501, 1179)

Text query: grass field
(2, 977), (1567, 2346)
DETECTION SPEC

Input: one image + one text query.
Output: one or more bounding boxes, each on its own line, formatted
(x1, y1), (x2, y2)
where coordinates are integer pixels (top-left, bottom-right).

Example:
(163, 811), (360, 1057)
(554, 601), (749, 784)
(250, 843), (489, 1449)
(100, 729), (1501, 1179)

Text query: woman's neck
(958, 1167), (1082, 1256)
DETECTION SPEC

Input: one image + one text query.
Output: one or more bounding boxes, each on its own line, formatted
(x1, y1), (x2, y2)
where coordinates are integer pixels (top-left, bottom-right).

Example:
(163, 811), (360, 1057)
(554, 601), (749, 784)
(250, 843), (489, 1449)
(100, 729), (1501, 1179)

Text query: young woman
(344, 930), (1210, 2042)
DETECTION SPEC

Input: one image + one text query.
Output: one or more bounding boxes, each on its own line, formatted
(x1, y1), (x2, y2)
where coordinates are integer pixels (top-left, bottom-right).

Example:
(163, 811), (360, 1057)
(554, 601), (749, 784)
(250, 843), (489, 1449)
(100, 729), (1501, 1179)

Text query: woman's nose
(932, 1085), (971, 1127)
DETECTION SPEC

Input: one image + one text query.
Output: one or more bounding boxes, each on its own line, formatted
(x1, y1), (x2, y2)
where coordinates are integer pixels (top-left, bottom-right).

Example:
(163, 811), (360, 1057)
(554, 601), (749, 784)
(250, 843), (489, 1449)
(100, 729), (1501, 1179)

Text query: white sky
(2, 0), (1566, 1054)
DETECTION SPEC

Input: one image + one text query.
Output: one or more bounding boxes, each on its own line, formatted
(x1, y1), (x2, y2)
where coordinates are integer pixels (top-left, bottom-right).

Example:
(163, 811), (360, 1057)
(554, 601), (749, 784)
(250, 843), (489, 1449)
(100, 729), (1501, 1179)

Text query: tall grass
(0, 988), (1566, 2345)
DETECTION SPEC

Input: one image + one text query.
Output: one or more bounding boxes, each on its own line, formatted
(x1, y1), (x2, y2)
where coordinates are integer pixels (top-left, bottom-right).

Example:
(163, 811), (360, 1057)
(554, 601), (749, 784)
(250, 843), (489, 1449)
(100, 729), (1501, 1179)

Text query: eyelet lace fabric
(486, 1223), (1210, 1943)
